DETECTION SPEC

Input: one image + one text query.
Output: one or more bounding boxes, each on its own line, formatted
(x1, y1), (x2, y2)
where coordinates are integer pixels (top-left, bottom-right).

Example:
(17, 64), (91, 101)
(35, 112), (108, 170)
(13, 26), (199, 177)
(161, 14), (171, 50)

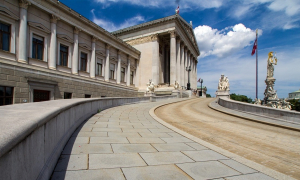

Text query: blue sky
(60, 0), (300, 99)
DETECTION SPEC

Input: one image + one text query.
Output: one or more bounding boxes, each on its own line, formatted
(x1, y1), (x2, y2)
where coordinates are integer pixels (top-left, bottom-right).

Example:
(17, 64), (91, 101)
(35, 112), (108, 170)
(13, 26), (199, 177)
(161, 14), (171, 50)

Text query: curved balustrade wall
(218, 97), (300, 124)
(0, 95), (176, 180)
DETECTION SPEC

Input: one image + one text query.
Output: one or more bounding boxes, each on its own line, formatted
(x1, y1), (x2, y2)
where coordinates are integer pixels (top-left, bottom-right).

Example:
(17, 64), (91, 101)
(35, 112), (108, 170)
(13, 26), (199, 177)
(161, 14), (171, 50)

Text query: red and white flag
(176, 6), (179, 14)
(197, 78), (201, 82)
(251, 30), (258, 56)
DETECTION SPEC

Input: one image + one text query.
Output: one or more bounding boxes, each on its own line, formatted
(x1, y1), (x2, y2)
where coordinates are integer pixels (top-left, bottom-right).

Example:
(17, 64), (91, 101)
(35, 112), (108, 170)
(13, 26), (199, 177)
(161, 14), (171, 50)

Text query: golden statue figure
(267, 51), (277, 78)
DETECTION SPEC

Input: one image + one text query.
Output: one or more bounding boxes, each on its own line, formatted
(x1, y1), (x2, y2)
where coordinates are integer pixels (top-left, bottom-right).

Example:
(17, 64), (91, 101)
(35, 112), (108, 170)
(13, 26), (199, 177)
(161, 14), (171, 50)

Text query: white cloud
(91, 9), (145, 32)
(194, 24), (261, 58)
(268, 0), (300, 16)
(93, 0), (224, 10)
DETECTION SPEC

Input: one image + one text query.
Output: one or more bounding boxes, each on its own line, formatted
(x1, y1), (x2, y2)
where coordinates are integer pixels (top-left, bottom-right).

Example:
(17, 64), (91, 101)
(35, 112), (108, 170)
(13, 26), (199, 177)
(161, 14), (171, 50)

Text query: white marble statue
(254, 98), (261, 105)
(281, 99), (292, 110)
(218, 75), (230, 91)
(174, 80), (179, 90)
(146, 79), (155, 93)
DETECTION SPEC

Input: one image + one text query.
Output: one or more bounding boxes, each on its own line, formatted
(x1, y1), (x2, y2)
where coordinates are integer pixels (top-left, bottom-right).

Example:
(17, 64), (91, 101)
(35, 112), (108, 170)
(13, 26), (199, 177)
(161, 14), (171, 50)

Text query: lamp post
(186, 66), (191, 90)
(200, 79), (203, 96)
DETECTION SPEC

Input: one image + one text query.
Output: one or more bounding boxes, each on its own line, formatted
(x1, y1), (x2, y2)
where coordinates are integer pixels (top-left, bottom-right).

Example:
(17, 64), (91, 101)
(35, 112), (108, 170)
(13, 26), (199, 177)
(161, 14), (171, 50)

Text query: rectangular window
(60, 44), (68, 66)
(64, 92), (72, 99)
(33, 89), (50, 102)
(0, 86), (13, 106)
(109, 63), (115, 79)
(130, 71), (134, 85)
(80, 52), (87, 71)
(0, 22), (10, 52)
(121, 67), (125, 82)
(32, 34), (44, 60)
(85, 94), (91, 98)
(96, 62), (102, 76)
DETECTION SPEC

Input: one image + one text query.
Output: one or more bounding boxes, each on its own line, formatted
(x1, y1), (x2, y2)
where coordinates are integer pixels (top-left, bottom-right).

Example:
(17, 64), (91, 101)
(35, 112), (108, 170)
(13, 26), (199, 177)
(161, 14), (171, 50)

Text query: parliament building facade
(0, 0), (199, 106)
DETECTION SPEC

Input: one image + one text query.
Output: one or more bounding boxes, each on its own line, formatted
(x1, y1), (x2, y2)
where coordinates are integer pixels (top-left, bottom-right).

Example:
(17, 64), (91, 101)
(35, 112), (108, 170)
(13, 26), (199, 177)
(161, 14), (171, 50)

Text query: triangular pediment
(0, 5), (19, 20)
(28, 21), (50, 34)
(57, 34), (73, 43)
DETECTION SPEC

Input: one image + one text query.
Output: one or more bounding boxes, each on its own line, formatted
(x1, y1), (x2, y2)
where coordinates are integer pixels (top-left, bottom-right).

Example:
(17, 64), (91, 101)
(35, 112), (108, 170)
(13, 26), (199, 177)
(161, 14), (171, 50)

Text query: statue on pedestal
(267, 52), (277, 78)
(146, 79), (155, 93)
(174, 80), (179, 90)
(216, 74), (230, 98)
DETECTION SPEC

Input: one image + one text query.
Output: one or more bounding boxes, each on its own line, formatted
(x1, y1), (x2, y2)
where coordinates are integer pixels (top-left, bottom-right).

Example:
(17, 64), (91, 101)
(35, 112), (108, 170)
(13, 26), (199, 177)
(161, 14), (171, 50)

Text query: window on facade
(60, 44), (68, 66)
(121, 67), (125, 82)
(96, 62), (102, 76)
(33, 89), (50, 102)
(32, 34), (44, 60)
(80, 52), (87, 71)
(85, 94), (91, 98)
(109, 63), (115, 79)
(130, 71), (134, 85)
(64, 92), (72, 99)
(0, 22), (10, 52)
(0, 86), (13, 106)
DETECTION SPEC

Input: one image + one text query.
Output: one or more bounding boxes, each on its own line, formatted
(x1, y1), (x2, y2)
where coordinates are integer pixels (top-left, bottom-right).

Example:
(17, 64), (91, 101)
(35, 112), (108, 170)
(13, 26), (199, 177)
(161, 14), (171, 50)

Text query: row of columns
(169, 30), (197, 89)
(17, 0), (137, 86)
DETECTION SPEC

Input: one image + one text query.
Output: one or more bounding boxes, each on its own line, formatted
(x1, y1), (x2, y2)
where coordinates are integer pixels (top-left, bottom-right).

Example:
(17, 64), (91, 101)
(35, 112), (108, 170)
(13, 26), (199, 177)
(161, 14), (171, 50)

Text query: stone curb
(208, 100), (300, 132)
(149, 99), (296, 180)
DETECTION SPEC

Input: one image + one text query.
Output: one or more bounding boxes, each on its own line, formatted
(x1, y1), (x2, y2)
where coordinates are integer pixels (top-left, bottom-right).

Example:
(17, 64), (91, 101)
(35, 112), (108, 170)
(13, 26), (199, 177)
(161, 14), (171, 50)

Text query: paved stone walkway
(51, 99), (276, 180)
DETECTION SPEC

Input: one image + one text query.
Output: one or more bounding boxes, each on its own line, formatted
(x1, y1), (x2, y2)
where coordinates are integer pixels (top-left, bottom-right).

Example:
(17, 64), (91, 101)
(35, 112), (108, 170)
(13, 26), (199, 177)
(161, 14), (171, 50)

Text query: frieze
(125, 35), (153, 46)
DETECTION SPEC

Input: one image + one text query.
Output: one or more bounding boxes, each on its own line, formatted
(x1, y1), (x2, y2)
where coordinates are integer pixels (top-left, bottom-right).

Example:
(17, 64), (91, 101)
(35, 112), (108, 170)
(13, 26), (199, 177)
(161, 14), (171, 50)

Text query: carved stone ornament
(218, 74), (230, 91)
(169, 30), (176, 38)
(74, 27), (81, 34)
(126, 35), (152, 46)
(151, 34), (159, 42)
(105, 44), (111, 50)
(50, 14), (60, 24)
(146, 79), (155, 93)
(92, 36), (97, 43)
(19, 0), (31, 9)
(174, 80), (179, 89)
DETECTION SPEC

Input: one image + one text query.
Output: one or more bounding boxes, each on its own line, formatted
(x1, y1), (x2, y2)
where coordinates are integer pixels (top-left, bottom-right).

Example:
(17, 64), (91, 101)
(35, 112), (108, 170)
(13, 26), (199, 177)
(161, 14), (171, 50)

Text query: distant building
(196, 86), (207, 98)
(0, 0), (199, 106)
(288, 89), (300, 99)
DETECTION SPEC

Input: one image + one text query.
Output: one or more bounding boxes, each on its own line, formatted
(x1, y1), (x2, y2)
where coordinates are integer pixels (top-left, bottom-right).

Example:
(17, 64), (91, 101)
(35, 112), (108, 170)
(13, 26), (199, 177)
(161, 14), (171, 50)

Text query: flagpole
(256, 29), (258, 99)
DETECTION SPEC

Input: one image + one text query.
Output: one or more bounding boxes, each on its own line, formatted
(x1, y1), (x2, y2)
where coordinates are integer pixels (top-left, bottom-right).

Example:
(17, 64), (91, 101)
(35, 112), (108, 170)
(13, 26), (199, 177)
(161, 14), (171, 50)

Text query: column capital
(50, 14), (60, 23)
(151, 34), (159, 42)
(180, 42), (184, 48)
(176, 37), (181, 44)
(169, 30), (176, 38)
(19, 0), (31, 9)
(105, 44), (111, 50)
(74, 26), (81, 34)
(92, 36), (97, 43)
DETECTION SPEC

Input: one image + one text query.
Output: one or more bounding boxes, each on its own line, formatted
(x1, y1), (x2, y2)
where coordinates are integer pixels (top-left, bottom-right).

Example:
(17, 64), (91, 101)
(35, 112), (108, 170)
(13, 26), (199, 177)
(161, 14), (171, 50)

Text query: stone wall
(0, 59), (142, 104)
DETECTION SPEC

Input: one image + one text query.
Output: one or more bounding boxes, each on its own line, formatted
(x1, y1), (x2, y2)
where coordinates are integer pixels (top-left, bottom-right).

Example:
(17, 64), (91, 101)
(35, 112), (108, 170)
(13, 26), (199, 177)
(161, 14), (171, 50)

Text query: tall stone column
(90, 36), (96, 78)
(195, 60), (198, 89)
(176, 39), (181, 85)
(49, 15), (59, 69)
(116, 50), (121, 84)
(18, 0), (31, 63)
(105, 44), (110, 81)
(151, 34), (159, 85)
(169, 30), (176, 85)
(191, 57), (195, 89)
(184, 48), (187, 88)
(127, 55), (131, 86)
(135, 59), (140, 87)
(72, 27), (80, 74)
(180, 43), (184, 87)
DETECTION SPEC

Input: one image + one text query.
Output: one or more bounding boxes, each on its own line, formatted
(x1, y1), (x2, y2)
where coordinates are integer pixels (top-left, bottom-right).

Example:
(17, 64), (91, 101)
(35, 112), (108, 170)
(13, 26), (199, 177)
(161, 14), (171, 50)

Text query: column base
(18, 59), (27, 64)
(49, 66), (56, 70)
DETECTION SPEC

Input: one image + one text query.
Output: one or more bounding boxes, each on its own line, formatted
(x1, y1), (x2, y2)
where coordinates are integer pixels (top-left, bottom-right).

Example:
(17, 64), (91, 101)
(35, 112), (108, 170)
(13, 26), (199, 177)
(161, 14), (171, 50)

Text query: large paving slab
(51, 99), (283, 180)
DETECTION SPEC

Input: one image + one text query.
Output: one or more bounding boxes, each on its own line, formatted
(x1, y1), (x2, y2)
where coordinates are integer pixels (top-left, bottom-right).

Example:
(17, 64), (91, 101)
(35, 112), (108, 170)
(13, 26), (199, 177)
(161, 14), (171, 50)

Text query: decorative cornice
(28, 21), (51, 34)
(79, 43), (91, 51)
(19, 0), (31, 9)
(96, 50), (105, 56)
(50, 14), (60, 24)
(74, 26), (81, 34)
(0, 5), (19, 20)
(125, 35), (153, 46)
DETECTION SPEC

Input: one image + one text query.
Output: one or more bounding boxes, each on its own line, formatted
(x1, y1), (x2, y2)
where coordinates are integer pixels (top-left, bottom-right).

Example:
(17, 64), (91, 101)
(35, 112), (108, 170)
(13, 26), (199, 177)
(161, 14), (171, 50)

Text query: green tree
(288, 99), (300, 112)
(206, 94), (211, 98)
(230, 93), (253, 103)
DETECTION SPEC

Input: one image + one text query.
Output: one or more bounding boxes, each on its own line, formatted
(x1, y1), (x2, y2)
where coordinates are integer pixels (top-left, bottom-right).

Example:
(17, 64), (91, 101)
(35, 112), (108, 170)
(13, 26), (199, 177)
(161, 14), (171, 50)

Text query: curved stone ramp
(51, 99), (291, 180)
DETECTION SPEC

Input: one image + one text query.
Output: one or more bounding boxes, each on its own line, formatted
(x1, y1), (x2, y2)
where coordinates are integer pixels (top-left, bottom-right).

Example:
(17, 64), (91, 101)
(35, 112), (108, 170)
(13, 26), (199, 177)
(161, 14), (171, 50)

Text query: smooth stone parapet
(218, 97), (300, 124)
(0, 95), (176, 180)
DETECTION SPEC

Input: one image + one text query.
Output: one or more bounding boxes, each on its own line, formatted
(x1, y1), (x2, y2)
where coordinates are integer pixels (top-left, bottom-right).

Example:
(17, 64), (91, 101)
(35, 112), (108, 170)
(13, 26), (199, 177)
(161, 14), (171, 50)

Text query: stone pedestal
(172, 90), (180, 98)
(216, 90), (230, 99)
(263, 77), (279, 107)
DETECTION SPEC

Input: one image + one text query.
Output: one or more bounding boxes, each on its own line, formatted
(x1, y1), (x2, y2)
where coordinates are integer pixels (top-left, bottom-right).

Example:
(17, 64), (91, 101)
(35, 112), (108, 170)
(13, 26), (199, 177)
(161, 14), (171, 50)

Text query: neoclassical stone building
(113, 15), (200, 91)
(0, 0), (199, 106)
